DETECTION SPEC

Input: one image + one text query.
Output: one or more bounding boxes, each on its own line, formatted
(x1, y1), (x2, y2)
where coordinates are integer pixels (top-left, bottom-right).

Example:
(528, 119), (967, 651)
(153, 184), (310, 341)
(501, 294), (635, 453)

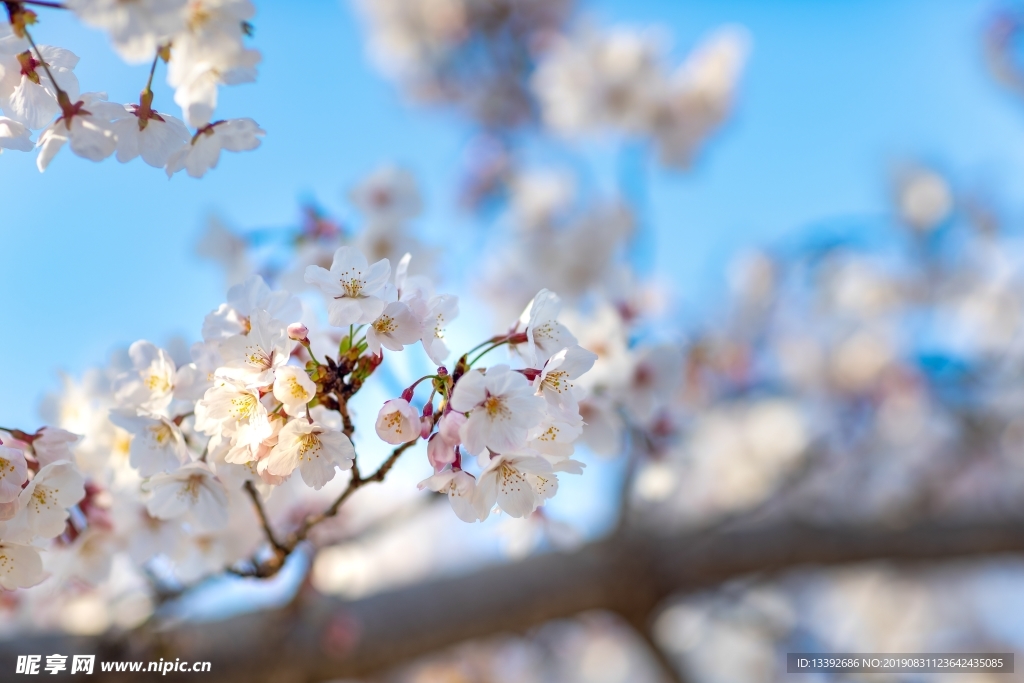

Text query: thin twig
(244, 481), (287, 554)
(290, 440), (417, 545)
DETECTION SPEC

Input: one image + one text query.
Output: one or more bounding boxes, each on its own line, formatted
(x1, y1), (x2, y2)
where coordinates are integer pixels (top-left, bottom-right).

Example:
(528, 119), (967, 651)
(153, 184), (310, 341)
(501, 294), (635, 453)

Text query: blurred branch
(10, 516), (1024, 681)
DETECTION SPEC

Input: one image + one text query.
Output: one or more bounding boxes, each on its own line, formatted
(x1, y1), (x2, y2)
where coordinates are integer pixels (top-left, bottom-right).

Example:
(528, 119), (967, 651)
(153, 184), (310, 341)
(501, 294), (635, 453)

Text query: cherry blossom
(427, 411), (465, 470)
(516, 289), (577, 367)
(165, 117), (264, 178)
(19, 460), (86, 539)
(66, 0), (187, 64)
(418, 467), (479, 523)
(0, 542), (44, 590)
(418, 294), (459, 365)
(305, 246), (392, 327)
(272, 366), (316, 418)
(218, 309), (293, 387)
(450, 365), (546, 456)
(111, 102), (190, 167)
(143, 462), (229, 531)
(30, 427), (80, 468)
(0, 115), (31, 151)
(366, 301), (422, 355)
(533, 345), (598, 413)
(474, 452), (556, 519)
(375, 398), (421, 445)
(0, 444), (27, 504)
(259, 419), (354, 490)
(36, 92), (123, 171)
(0, 45), (80, 129)
(108, 411), (189, 477)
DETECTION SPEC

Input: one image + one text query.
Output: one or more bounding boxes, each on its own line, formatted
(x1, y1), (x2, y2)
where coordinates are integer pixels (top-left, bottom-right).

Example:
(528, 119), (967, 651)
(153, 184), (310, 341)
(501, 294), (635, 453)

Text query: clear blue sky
(3, 0), (1023, 427)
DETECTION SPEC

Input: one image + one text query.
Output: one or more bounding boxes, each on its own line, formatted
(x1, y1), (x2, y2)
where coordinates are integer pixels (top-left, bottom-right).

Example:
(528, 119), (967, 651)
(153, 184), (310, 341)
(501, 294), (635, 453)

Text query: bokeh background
(6, 0), (1024, 426)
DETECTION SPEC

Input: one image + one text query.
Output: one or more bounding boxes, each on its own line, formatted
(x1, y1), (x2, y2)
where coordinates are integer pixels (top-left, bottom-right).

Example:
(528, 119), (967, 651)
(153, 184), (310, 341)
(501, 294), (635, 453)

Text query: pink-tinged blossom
(427, 411), (465, 470)
(375, 398), (421, 445)
(304, 246), (391, 327)
(165, 117), (264, 178)
(0, 445), (27, 504)
(31, 427), (80, 468)
(450, 365), (546, 456)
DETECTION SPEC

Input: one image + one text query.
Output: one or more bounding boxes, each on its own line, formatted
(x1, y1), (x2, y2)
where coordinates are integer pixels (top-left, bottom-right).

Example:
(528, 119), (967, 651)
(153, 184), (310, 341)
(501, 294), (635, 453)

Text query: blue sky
(2, 0), (1023, 427)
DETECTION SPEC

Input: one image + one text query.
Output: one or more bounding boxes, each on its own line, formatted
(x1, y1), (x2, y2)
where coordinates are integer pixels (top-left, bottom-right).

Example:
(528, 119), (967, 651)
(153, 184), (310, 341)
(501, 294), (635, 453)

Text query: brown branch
(289, 440), (418, 546)
(243, 481), (286, 555)
(10, 516), (1024, 682)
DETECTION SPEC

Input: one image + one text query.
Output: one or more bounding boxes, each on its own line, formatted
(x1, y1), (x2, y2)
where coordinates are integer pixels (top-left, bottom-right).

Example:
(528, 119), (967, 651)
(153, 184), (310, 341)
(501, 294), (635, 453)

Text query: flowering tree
(6, 1), (1024, 682)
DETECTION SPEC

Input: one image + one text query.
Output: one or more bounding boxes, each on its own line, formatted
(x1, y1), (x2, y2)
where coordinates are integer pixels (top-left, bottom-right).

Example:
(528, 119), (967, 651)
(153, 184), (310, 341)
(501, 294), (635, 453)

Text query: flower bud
(287, 323), (309, 341)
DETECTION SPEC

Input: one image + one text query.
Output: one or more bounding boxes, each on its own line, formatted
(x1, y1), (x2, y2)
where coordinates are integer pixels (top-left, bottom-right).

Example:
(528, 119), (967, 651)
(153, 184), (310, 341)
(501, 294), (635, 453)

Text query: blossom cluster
(0, 236), (597, 599)
(0, 1), (262, 176)
(0, 427), (85, 590)
(532, 25), (750, 168)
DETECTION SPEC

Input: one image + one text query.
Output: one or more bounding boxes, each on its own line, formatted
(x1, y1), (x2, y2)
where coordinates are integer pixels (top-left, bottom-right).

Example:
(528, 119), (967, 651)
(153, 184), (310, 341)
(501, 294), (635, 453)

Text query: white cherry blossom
(418, 294), (459, 365)
(166, 0), (260, 127)
(36, 92), (122, 172)
(19, 460), (86, 539)
(474, 452), (556, 519)
(112, 103), (190, 167)
(0, 116), (31, 152)
(165, 117), (264, 178)
(0, 46), (80, 128)
(366, 301), (422, 355)
(194, 376), (271, 451)
(418, 467), (479, 522)
(259, 419), (354, 490)
(0, 542), (44, 590)
(304, 246), (391, 327)
(202, 274), (302, 342)
(517, 289), (577, 367)
(533, 345), (598, 413)
(272, 366), (316, 417)
(143, 462), (229, 531)
(113, 340), (180, 414)
(0, 444), (27, 504)
(108, 411), (189, 476)
(66, 0), (187, 64)
(450, 365), (546, 456)
(218, 309), (293, 386)
(375, 398), (420, 445)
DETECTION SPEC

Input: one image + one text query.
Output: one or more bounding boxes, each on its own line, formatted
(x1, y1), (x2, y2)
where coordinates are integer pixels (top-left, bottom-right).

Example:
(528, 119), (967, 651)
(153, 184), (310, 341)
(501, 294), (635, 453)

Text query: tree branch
(8, 516), (1024, 681)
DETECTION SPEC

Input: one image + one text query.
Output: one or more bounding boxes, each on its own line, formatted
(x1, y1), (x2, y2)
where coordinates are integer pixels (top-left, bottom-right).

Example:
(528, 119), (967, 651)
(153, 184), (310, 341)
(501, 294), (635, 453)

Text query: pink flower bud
(427, 433), (456, 470)
(287, 323), (309, 341)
